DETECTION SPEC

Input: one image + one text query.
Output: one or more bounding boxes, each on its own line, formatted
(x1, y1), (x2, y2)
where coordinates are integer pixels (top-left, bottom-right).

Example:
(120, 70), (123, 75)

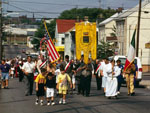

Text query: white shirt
(22, 62), (35, 73)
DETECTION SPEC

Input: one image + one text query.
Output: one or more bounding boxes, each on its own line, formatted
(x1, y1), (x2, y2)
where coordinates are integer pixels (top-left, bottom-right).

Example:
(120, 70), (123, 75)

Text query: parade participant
(124, 62), (138, 96)
(45, 72), (56, 106)
(57, 64), (72, 104)
(22, 56), (36, 96)
(0, 59), (10, 89)
(61, 55), (74, 94)
(81, 58), (93, 97)
(116, 60), (124, 94)
(17, 60), (24, 82)
(47, 62), (56, 75)
(75, 55), (85, 95)
(105, 60), (121, 98)
(35, 68), (47, 106)
(94, 59), (102, 90)
(100, 58), (109, 94)
(10, 64), (15, 79)
(37, 54), (45, 74)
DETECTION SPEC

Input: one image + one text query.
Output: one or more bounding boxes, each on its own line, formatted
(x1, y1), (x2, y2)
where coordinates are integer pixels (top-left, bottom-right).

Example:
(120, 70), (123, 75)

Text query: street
(0, 77), (150, 113)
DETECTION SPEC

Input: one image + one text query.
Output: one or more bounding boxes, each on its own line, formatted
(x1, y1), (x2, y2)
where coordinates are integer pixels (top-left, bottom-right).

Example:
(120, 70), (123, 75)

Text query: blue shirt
(0, 63), (10, 73)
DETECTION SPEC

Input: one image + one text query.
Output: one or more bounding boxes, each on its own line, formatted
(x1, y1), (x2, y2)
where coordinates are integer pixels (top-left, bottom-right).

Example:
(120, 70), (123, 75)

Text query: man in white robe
(105, 60), (121, 98)
(100, 58), (110, 93)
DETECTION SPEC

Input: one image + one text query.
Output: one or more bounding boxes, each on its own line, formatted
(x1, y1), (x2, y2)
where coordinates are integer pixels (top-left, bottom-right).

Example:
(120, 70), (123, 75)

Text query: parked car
(108, 55), (142, 86)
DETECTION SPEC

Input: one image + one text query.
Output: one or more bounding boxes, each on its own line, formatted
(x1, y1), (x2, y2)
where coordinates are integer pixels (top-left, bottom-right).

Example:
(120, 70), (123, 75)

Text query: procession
(1, 0), (150, 113)
(0, 52), (138, 106)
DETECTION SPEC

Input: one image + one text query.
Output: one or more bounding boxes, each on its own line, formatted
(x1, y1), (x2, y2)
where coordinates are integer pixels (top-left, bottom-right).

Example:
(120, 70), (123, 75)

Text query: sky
(2, 0), (141, 18)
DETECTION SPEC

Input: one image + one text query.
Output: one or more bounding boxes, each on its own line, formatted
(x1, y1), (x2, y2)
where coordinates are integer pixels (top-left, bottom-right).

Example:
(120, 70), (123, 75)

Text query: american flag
(44, 21), (60, 62)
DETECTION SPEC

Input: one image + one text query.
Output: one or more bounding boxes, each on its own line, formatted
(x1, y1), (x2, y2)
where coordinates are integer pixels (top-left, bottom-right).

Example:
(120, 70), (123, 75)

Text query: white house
(55, 19), (76, 59)
(115, 0), (150, 72)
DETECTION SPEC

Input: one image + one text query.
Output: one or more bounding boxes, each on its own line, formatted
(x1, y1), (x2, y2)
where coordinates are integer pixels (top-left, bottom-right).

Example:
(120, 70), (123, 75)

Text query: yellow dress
(57, 73), (71, 94)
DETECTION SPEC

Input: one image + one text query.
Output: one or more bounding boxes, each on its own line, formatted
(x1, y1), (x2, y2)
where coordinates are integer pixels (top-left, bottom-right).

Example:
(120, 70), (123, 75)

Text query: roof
(117, 0), (150, 19)
(56, 19), (76, 33)
(99, 13), (119, 26)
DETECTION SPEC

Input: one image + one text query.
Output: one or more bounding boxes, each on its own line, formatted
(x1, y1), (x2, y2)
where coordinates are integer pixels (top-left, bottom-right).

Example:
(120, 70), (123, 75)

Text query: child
(45, 72), (56, 106)
(10, 65), (15, 78)
(35, 68), (47, 106)
(57, 64), (72, 104)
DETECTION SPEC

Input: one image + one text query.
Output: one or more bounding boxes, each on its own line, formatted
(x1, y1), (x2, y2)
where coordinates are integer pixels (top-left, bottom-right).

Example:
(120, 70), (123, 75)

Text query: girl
(57, 64), (72, 104)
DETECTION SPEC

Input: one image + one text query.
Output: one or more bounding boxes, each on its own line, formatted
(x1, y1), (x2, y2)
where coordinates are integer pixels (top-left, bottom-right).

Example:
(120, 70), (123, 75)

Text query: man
(22, 56), (36, 96)
(124, 62), (138, 96)
(105, 60), (121, 98)
(94, 59), (102, 90)
(0, 59), (10, 89)
(100, 58), (110, 94)
(76, 55), (85, 95)
(116, 60), (124, 94)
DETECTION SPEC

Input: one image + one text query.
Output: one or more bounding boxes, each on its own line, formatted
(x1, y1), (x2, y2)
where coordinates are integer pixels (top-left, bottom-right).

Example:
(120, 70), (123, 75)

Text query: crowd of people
(0, 54), (138, 106)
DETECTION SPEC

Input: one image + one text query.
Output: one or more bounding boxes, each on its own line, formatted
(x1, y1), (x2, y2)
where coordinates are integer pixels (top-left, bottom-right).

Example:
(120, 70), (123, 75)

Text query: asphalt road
(0, 78), (150, 113)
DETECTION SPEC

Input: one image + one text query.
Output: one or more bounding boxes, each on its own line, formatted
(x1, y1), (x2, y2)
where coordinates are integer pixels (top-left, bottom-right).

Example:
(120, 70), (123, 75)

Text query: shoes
(47, 102), (50, 106)
(25, 94), (29, 96)
(51, 102), (55, 106)
(131, 92), (135, 96)
(117, 91), (120, 95)
(35, 102), (38, 105)
(59, 99), (62, 104)
(4, 86), (9, 89)
(63, 100), (66, 104)
(40, 100), (44, 106)
(107, 97), (111, 99)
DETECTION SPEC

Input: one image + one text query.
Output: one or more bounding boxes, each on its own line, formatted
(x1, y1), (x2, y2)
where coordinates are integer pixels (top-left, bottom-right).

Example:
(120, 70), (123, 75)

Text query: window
(62, 38), (65, 44)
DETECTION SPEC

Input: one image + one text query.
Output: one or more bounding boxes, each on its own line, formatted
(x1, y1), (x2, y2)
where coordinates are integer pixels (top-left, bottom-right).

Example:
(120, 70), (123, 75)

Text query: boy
(45, 72), (56, 106)
(35, 68), (46, 106)
(57, 64), (72, 104)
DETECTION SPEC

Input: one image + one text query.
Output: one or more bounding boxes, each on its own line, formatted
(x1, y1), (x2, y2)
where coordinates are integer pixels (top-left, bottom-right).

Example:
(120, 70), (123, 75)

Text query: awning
(55, 46), (64, 52)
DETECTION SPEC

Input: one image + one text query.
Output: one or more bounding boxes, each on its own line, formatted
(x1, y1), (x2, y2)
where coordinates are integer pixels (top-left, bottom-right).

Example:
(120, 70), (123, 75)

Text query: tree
(32, 20), (56, 50)
(97, 40), (115, 59)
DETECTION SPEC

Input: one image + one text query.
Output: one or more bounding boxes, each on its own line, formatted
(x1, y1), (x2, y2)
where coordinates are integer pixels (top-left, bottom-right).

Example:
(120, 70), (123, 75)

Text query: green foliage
(32, 20), (56, 50)
(110, 25), (117, 37)
(97, 40), (115, 59)
(59, 8), (116, 22)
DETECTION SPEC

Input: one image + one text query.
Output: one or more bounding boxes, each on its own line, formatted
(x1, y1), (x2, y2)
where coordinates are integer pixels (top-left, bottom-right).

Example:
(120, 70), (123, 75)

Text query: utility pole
(98, 0), (101, 9)
(136, 0), (142, 57)
(0, 0), (2, 60)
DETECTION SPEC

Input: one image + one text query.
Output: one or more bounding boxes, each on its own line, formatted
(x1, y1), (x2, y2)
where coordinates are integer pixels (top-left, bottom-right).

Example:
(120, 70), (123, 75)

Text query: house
(99, 12), (125, 54)
(105, 0), (150, 72)
(115, 0), (150, 72)
(55, 19), (76, 59)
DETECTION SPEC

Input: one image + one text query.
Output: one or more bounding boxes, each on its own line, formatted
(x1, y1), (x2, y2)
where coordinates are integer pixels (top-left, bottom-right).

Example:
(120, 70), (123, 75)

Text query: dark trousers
(25, 73), (34, 95)
(82, 76), (91, 96)
(117, 75), (123, 92)
(96, 74), (102, 90)
(19, 73), (24, 82)
(76, 76), (82, 94)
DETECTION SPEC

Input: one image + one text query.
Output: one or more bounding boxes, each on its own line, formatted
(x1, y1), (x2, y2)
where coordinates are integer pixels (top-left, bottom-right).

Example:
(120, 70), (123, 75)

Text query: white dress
(101, 62), (110, 88)
(105, 65), (121, 97)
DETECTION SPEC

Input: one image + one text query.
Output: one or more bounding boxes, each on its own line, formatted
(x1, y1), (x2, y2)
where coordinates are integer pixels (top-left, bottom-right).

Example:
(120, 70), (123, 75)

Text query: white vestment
(100, 62), (110, 88)
(105, 65), (121, 97)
